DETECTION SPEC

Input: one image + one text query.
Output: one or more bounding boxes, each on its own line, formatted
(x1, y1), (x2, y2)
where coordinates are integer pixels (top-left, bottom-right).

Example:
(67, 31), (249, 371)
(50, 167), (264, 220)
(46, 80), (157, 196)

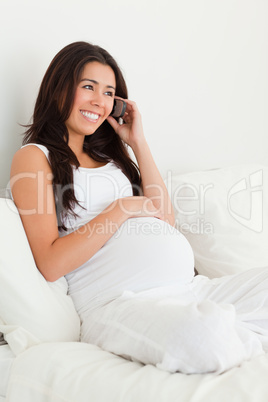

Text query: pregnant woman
(10, 41), (268, 374)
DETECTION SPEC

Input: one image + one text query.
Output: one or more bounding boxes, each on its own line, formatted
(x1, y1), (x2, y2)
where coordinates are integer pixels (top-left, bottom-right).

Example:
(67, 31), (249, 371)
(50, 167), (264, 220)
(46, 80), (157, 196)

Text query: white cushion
(0, 198), (80, 355)
(169, 165), (268, 278)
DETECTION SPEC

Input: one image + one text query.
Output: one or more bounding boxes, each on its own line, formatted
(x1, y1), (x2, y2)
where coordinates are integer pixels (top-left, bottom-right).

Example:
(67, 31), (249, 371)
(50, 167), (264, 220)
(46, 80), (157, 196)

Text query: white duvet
(6, 342), (268, 402)
(4, 268), (268, 401)
(80, 267), (268, 375)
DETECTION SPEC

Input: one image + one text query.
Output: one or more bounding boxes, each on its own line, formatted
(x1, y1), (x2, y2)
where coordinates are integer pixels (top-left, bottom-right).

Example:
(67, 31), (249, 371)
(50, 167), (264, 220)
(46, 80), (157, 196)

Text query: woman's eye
(83, 85), (93, 90)
(105, 91), (114, 97)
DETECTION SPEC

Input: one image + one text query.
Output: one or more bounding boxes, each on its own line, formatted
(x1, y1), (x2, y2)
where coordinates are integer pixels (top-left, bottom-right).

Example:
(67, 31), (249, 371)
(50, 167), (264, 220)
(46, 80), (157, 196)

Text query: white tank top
(21, 143), (133, 231)
(22, 143), (195, 314)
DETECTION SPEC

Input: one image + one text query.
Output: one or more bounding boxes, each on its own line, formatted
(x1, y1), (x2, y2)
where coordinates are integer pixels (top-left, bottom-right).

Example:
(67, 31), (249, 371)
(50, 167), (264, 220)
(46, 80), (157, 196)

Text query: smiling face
(65, 61), (116, 140)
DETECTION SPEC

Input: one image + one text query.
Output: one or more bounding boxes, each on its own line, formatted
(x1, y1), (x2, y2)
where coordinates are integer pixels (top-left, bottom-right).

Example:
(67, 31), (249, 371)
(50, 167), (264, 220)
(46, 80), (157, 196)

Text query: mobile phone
(110, 99), (127, 118)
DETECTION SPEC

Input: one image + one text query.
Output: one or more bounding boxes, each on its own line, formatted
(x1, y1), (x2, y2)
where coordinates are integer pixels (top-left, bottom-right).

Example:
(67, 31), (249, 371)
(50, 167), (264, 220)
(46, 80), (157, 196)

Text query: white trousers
(80, 268), (268, 374)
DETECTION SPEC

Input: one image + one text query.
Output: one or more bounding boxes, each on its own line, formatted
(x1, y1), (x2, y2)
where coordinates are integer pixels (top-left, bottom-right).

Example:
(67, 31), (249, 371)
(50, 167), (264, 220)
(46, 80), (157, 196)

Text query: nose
(91, 90), (105, 108)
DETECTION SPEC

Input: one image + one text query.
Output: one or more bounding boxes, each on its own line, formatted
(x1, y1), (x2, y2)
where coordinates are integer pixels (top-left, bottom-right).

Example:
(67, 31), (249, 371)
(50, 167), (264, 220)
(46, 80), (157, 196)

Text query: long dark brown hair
(23, 41), (141, 229)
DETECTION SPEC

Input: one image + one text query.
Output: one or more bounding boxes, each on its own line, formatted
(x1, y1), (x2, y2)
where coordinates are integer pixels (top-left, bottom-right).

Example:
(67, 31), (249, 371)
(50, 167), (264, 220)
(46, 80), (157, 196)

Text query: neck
(68, 136), (85, 159)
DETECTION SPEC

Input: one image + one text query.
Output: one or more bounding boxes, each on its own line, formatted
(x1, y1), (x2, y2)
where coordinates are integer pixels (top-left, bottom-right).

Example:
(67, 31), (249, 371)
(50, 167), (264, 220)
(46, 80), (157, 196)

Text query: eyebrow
(80, 78), (116, 91)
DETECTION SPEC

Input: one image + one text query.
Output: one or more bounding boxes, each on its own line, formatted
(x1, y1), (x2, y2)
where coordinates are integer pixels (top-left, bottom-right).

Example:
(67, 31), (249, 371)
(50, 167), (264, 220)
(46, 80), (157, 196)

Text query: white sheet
(6, 342), (268, 401)
(0, 344), (15, 399)
(81, 267), (268, 375)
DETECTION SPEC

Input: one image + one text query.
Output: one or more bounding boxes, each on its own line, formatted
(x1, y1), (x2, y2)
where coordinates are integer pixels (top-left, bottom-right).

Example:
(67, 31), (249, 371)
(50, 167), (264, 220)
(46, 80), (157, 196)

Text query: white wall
(0, 0), (267, 189)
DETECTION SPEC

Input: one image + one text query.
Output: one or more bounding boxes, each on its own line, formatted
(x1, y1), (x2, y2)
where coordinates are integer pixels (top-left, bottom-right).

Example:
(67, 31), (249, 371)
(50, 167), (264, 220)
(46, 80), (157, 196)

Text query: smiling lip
(80, 110), (100, 122)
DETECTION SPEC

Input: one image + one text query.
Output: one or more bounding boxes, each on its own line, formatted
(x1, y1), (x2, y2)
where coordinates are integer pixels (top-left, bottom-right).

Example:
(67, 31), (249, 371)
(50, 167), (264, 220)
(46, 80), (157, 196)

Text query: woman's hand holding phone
(108, 98), (175, 226)
(107, 98), (146, 151)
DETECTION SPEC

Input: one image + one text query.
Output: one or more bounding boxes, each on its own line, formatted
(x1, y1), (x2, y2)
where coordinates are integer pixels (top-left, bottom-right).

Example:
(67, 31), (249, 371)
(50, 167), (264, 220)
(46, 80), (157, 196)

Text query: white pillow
(169, 165), (268, 278)
(0, 198), (80, 354)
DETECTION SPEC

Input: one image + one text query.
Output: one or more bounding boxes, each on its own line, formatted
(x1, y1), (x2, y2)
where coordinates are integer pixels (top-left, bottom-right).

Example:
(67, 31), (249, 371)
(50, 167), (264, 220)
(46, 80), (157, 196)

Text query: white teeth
(80, 110), (99, 120)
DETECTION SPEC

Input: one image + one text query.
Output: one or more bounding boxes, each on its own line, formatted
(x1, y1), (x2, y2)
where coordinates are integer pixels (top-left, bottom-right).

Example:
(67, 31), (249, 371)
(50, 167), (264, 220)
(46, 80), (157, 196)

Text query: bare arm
(131, 139), (175, 226)
(10, 146), (161, 282)
(107, 99), (175, 226)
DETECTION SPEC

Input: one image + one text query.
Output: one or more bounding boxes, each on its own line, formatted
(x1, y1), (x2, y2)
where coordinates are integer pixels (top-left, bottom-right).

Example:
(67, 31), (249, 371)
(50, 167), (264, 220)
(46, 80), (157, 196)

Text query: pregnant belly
(67, 217), (195, 312)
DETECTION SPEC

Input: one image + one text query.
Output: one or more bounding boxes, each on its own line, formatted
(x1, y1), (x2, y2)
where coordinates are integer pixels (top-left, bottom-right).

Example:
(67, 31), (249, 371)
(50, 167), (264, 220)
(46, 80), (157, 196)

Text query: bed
(1, 163), (268, 401)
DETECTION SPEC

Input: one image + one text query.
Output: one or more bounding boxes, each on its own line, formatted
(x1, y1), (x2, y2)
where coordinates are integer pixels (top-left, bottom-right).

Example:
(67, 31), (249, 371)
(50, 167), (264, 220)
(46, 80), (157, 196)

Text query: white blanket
(80, 267), (268, 374)
(6, 342), (268, 402)
(0, 345), (14, 400)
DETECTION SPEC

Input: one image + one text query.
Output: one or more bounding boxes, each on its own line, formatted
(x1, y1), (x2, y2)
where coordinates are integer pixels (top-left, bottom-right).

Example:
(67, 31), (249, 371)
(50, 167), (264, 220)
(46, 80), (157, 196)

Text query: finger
(106, 115), (120, 131)
(124, 100), (138, 114)
(122, 113), (130, 123)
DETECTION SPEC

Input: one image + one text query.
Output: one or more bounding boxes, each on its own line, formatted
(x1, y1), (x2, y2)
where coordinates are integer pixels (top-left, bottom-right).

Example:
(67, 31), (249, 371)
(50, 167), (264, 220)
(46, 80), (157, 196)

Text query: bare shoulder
(11, 145), (51, 176)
